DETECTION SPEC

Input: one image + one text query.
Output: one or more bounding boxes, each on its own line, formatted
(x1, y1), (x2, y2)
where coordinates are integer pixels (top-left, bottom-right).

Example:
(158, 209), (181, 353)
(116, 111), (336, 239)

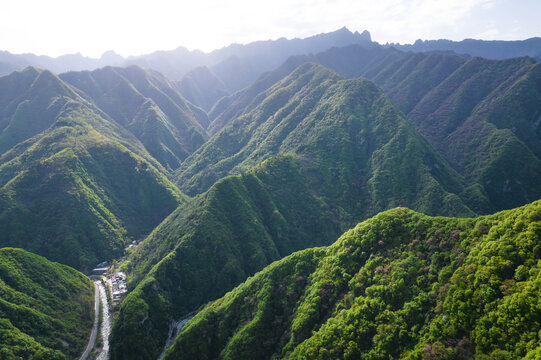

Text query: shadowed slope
(0, 68), (184, 269)
(60, 66), (208, 170)
(175, 66), (230, 112)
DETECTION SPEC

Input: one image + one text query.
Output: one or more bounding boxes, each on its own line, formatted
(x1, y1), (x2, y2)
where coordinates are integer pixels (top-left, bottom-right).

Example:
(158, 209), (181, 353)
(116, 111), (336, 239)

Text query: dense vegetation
(60, 66), (209, 170)
(110, 64), (481, 359)
(1, 34), (541, 360)
(0, 248), (94, 359)
(207, 46), (541, 213)
(165, 200), (541, 360)
(176, 63), (474, 221)
(109, 155), (343, 359)
(0, 67), (184, 269)
(291, 46), (541, 213)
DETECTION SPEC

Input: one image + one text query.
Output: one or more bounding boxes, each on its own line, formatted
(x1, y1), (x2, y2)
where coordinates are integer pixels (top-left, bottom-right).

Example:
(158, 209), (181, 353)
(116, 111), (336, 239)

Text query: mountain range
(110, 62), (481, 358)
(387, 37), (541, 61)
(112, 55), (541, 358)
(4, 27), (541, 107)
(0, 67), (185, 269)
(0, 28), (540, 359)
(275, 45), (541, 213)
(0, 28), (372, 90)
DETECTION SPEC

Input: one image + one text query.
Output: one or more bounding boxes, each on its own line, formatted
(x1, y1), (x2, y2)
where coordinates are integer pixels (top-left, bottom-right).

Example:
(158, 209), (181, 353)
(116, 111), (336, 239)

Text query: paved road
(96, 281), (111, 360)
(80, 281), (100, 360)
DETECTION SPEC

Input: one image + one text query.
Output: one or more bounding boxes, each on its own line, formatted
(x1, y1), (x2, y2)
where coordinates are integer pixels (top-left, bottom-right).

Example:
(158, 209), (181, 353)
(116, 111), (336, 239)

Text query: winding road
(96, 281), (111, 360)
(80, 280), (111, 360)
(80, 282), (100, 360)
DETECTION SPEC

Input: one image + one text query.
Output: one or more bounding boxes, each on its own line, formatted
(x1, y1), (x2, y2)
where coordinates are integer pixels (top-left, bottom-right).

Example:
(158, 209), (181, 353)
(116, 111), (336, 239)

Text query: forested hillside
(110, 155), (342, 359)
(1, 30), (540, 360)
(110, 64), (479, 359)
(176, 63), (473, 218)
(109, 56), (541, 358)
(307, 46), (541, 212)
(165, 200), (541, 360)
(205, 46), (541, 214)
(0, 248), (94, 359)
(0, 67), (184, 269)
(60, 66), (209, 170)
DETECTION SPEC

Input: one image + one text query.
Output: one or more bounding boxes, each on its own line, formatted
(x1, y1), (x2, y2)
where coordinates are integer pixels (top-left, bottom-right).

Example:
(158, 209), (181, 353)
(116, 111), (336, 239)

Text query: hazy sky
(1, 0), (539, 58)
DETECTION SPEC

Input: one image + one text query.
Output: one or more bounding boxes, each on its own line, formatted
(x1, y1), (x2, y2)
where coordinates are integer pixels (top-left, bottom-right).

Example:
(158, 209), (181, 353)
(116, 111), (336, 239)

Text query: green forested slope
(2, 47), (540, 360)
(376, 55), (541, 213)
(165, 200), (541, 360)
(176, 63), (474, 220)
(0, 67), (84, 154)
(278, 46), (541, 213)
(0, 68), (184, 269)
(60, 65), (209, 170)
(110, 64), (479, 359)
(110, 156), (343, 359)
(0, 248), (94, 359)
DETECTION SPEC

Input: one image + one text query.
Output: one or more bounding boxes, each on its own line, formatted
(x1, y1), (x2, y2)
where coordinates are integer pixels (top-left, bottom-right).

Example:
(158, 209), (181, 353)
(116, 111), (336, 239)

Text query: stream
(157, 313), (195, 359)
(96, 281), (111, 360)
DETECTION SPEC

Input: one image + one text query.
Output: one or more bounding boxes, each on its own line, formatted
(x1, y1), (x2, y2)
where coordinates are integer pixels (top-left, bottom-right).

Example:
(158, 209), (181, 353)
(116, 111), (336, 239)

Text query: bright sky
(1, 0), (539, 58)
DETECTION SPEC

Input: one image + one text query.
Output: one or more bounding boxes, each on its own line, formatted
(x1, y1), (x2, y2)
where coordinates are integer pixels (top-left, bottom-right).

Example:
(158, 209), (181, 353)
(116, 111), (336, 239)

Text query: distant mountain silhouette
(130, 27), (374, 93)
(0, 50), (124, 75)
(0, 27), (373, 87)
(387, 37), (541, 61)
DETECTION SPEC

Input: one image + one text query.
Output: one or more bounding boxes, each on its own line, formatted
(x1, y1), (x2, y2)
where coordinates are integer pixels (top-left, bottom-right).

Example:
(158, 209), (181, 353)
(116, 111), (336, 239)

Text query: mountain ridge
(0, 66), (186, 269)
(1, 30), (540, 360)
(0, 27), (374, 82)
(164, 199), (541, 359)
(387, 37), (541, 61)
(207, 45), (541, 213)
(110, 64), (477, 359)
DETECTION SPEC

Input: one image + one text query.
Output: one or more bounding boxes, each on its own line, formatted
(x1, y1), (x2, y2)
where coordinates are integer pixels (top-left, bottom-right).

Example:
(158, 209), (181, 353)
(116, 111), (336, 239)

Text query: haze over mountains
(0, 27), (540, 359)
(387, 37), (541, 61)
(0, 28), (372, 89)
(3, 27), (541, 104)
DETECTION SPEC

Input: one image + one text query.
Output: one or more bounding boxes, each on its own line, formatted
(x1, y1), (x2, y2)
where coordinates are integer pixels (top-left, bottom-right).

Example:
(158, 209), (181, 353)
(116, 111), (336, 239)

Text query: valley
(0, 26), (540, 360)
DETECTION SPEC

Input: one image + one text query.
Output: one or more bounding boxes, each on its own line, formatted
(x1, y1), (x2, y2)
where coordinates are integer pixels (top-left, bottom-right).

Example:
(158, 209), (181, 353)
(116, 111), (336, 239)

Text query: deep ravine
(158, 313), (195, 360)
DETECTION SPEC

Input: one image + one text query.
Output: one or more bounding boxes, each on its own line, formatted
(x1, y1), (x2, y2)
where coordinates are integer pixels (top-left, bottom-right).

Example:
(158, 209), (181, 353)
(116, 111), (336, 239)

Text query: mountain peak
(21, 66), (42, 76)
(100, 50), (124, 63)
(358, 29), (372, 42)
(328, 27), (372, 43)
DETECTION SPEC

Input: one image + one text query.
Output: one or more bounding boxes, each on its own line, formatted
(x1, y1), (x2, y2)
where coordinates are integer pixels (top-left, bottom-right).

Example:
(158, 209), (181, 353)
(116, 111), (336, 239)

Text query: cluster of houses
(91, 262), (128, 305)
(109, 271), (127, 305)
